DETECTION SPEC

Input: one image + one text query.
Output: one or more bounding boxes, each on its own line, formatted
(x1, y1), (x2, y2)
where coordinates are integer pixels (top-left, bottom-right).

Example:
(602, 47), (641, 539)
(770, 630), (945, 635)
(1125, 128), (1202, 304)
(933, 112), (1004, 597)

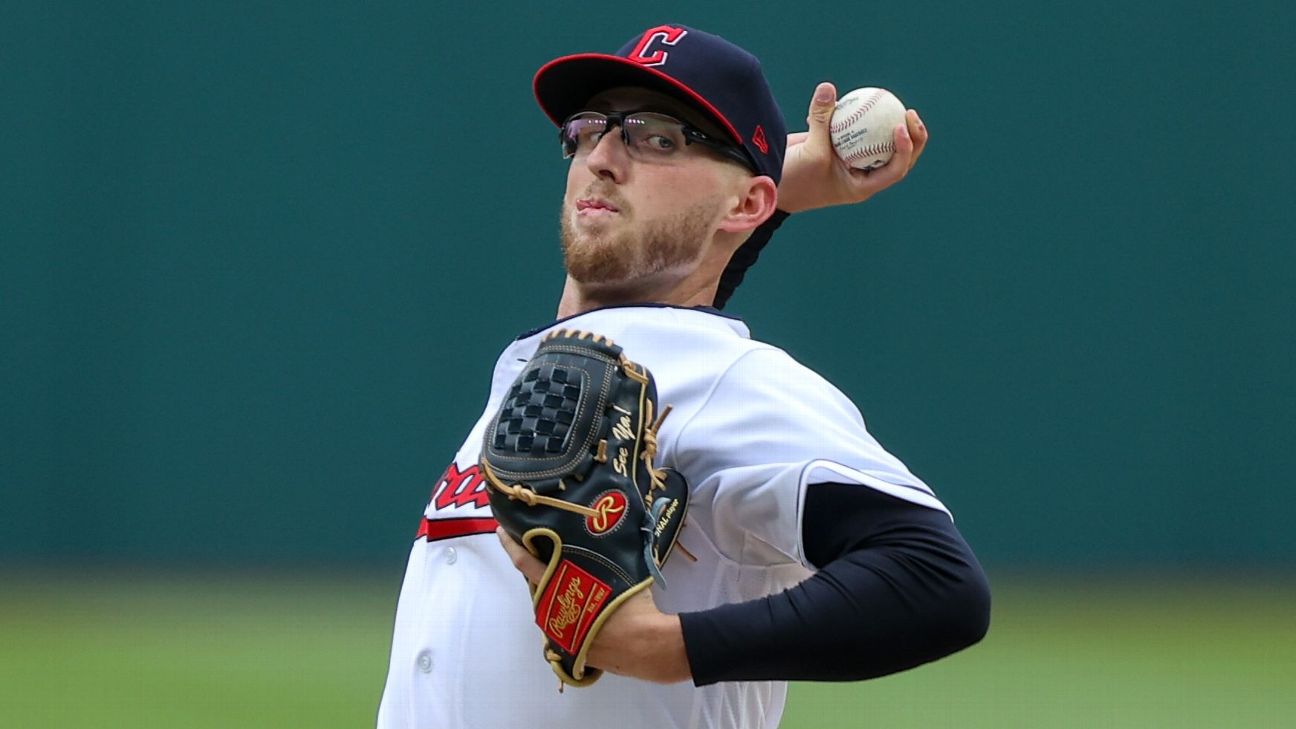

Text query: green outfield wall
(3, 2), (1293, 568)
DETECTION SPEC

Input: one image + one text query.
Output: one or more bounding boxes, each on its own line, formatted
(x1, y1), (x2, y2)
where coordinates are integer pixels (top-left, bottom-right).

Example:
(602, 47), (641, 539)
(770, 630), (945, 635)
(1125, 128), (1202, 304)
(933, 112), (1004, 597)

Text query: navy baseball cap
(533, 24), (787, 184)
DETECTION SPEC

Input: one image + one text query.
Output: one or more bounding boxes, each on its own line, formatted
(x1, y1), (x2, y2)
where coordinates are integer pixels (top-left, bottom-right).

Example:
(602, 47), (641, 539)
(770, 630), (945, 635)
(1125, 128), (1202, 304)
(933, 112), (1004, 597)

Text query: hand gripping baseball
(777, 81), (928, 214)
(480, 329), (689, 687)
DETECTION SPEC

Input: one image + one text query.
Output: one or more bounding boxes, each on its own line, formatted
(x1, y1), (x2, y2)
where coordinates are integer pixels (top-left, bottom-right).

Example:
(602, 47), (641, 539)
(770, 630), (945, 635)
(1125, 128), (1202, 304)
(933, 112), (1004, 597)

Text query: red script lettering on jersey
(432, 463), (490, 511)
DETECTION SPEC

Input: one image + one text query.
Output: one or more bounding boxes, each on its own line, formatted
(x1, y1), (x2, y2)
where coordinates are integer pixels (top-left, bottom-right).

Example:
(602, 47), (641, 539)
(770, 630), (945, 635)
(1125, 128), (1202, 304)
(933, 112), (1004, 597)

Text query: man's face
(560, 87), (744, 293)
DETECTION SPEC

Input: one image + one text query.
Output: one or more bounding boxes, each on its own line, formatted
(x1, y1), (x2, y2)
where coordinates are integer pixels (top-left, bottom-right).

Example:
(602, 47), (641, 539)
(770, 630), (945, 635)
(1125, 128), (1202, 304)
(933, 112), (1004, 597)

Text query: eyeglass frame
(559, 110), (758, 174)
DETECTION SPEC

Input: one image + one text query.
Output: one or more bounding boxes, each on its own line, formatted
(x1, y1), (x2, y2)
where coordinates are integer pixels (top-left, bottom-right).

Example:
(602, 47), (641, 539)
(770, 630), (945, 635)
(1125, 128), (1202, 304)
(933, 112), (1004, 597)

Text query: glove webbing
(484, 400), (676, 584)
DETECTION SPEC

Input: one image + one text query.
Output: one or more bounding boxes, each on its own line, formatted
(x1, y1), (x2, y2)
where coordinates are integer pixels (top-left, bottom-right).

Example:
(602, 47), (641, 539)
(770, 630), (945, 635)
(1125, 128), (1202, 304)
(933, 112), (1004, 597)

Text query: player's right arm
(776, 81), (928, 214)
(714, 82), (928, 309)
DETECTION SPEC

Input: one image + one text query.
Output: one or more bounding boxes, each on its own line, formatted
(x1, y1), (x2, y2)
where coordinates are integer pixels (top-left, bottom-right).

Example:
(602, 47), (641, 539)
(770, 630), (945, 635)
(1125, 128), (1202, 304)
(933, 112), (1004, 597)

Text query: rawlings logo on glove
(480, 329), (689, 687)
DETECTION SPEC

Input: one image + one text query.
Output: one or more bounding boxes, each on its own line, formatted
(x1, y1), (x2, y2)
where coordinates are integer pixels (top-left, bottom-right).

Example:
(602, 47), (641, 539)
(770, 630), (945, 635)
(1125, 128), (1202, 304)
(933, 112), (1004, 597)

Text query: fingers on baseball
(905, 109), (928, 171)
(872, 121), (917, 182)
(801, 81), (838, 155)
(807, 81), (837, 122)
(847, 125), (907, 183)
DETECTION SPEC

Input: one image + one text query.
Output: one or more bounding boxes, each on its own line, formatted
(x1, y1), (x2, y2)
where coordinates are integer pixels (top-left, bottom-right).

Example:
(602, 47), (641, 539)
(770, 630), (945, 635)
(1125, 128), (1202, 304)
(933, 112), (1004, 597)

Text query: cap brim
(533, 53), (744, 145)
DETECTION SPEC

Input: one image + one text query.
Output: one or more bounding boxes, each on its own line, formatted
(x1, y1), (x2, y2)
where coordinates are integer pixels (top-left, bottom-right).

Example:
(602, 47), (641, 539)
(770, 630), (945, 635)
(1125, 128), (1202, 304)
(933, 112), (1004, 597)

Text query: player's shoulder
(711, 340), (860, 415)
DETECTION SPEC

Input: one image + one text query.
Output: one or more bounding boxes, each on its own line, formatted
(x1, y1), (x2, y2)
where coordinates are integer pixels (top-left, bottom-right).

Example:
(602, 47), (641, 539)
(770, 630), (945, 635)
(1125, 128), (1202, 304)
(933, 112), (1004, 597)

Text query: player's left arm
(496, 528), (692, 684)
(498, 481), (990, 684)
(679, 482), (990, 684)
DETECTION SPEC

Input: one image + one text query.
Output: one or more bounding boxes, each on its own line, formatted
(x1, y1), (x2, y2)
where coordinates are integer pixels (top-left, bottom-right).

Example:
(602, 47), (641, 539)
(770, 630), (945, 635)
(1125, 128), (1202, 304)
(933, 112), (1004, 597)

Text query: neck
(555, 274), (720, 319)
(554, 228), (749, 319)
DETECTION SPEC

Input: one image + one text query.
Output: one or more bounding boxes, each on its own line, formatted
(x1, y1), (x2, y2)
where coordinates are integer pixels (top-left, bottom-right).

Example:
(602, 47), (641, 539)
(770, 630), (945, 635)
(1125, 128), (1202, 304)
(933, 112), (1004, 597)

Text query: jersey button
(417, 651), (433, 673)
(444, 547), (458, 565)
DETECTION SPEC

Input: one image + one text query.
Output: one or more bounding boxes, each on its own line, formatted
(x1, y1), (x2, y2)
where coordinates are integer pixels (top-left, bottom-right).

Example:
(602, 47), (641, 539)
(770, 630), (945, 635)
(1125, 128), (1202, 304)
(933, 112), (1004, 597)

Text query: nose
(583, 125), (628, 183)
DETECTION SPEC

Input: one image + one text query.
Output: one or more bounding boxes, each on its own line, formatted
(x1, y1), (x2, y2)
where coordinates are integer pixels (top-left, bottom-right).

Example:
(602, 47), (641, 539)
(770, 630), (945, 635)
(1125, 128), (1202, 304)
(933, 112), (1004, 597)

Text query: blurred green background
(2, 1), (1293, 727)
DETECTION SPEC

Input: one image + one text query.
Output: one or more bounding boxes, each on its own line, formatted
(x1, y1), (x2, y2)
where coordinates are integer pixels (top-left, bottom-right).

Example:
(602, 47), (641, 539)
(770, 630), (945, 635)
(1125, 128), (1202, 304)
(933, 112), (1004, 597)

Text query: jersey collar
(516, 303), (746, 341)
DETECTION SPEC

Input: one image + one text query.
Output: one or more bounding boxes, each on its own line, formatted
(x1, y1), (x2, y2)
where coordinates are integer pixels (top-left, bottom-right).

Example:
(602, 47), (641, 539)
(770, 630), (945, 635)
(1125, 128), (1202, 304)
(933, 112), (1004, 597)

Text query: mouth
(575, 197), (621, 216)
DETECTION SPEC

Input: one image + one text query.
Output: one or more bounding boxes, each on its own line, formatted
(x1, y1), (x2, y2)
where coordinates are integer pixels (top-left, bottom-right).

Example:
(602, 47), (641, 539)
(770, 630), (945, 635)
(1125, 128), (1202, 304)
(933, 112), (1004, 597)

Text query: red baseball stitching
(829, 90), (885, 135)
(843, 141), (896, 165)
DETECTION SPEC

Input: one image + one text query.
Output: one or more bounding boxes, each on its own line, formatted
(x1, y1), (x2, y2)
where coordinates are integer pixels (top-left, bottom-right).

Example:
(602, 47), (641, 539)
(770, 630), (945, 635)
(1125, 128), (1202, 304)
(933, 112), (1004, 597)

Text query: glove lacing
(639, 400), (675, 588)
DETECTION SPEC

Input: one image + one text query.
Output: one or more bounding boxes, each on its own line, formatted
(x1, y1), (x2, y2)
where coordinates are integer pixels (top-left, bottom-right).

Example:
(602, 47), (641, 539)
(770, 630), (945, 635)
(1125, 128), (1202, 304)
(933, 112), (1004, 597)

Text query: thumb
(804, 81), (838, 150)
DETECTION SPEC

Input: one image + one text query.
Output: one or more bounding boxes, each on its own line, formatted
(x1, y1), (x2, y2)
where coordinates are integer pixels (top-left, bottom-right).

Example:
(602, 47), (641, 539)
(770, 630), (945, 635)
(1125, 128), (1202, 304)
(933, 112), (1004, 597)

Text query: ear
(717, 175), (778, 235)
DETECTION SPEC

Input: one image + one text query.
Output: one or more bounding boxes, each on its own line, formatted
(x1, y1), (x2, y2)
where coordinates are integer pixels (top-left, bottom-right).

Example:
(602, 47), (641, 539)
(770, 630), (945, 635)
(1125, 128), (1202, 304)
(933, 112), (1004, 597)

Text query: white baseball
(830, 87), (907, 170)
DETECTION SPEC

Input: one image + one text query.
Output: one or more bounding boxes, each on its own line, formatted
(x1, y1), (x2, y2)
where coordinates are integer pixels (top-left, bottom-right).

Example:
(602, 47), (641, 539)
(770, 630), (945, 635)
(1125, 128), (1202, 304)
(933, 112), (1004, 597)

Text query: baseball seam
(829, 90), (885, 135)
(843, 141), (896, 164)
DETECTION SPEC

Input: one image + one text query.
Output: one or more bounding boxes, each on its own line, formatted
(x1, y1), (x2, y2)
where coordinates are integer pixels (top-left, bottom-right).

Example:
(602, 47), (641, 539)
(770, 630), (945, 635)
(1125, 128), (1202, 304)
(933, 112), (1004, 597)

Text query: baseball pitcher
(377, 23), (989, 729)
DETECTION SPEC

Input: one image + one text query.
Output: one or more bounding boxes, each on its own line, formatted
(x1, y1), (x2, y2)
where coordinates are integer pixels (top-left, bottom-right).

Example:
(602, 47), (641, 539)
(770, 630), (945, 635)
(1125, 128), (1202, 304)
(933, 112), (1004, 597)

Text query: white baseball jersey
(377, 305), (947, 729)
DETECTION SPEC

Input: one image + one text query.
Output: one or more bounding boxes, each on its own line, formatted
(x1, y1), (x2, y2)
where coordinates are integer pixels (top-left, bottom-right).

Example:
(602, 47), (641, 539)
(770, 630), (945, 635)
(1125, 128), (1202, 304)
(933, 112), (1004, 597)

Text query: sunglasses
(560, 111), (755, 172)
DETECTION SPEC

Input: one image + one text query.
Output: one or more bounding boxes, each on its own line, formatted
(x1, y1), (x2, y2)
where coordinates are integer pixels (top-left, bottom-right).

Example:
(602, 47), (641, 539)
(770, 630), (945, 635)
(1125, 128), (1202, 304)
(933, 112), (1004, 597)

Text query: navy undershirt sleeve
(714, 209), (790, 309)
(678, 482), (991, 685)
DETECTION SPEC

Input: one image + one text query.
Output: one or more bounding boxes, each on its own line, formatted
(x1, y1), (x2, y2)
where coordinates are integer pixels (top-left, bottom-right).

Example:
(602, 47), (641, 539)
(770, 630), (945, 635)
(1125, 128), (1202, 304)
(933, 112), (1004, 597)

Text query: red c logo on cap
(628, 26), (688, 67)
